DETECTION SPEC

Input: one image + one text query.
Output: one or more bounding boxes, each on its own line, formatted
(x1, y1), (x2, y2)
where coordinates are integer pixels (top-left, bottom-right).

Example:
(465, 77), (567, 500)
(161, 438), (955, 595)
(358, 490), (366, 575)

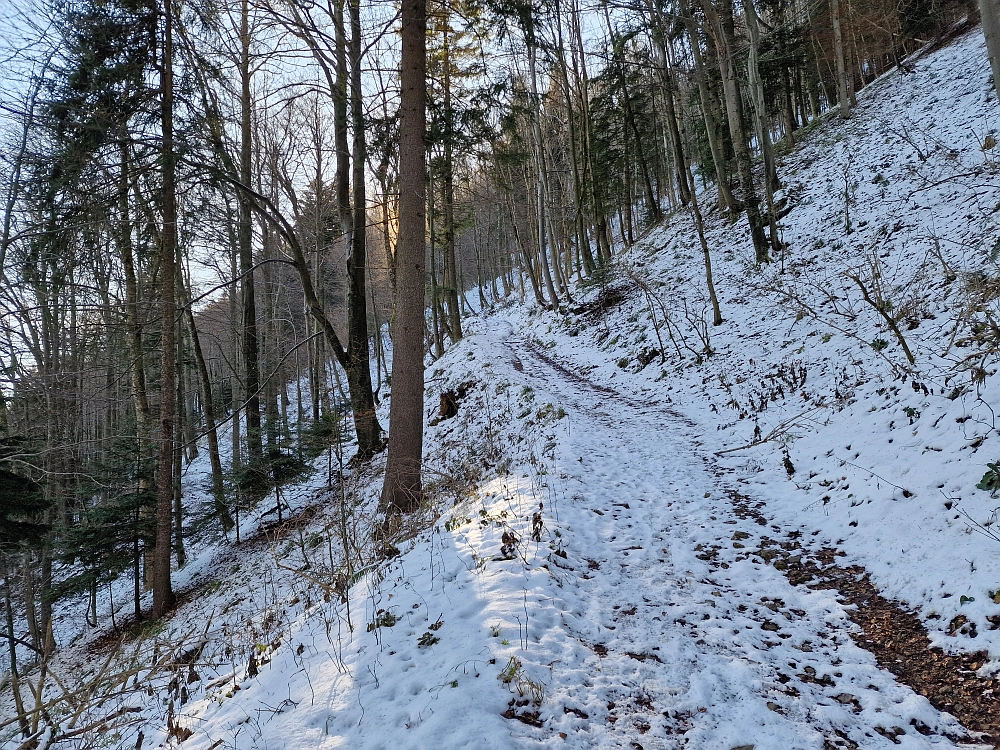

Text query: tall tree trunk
(173, 298), (185, 568)
(701, 0), (770, 263)
(380, 0), (426, 515)
(239, 0), (264, 466)
(570, 0), (610, 260)
(681, 0), (739, 214)
(183, 275), (233, 532)
(3, 564), (29, 737)
(528, 39), (560, 308)
(744, 0), (779, 195)
(153, 0), (178, 618)
(117, 146), (155, 576)
(441, 21), (463, 341)
(831, 0), (851, 117)
(781, 65), (797, 143)
(225, 195), (242, 484)
(983, 0), (1000, 89)
(553, 0), (596, 276)
(743, 0), (783, 254)
(429, 171), (444, 357)
(646, 1), (691, 206)
(626, 106), (660, 223)
(684, 152), (722, 325)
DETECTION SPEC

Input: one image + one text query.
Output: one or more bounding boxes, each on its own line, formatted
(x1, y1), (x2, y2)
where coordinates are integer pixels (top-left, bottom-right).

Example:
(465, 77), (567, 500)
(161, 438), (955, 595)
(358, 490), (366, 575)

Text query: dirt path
(503, 330), (985, 749)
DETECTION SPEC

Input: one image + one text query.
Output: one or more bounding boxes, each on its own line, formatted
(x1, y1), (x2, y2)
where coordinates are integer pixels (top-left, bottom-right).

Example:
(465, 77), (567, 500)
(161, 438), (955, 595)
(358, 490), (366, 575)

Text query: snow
(4, 22), (1000, 750)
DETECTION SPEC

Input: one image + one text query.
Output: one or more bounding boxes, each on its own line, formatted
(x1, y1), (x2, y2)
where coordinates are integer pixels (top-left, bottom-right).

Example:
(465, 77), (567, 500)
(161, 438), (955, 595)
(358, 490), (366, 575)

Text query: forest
(1, 0), (1000, 745)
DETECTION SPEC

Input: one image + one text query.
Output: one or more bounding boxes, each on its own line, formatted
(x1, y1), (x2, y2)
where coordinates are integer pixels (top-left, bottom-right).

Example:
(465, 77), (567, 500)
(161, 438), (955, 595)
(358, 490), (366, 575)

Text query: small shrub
(417, 632), (440, 647)
(977, 462), (1000, 495)
(367, 610), (398, 632)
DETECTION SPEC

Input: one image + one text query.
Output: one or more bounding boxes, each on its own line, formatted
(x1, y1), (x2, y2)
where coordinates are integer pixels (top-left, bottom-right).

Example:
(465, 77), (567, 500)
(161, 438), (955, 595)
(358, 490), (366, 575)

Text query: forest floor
(5, 18), (1000, 750)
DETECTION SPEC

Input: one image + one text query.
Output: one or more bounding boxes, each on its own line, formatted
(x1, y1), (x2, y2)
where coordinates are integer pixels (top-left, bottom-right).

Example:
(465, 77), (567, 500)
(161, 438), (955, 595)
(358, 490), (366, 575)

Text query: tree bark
(527, 39), (560, 308)
(183, 276), (233, 532)
(153, 0), (177, 618)
(681, 0), (740, 215)
(831, 0), (851, 118)
(239, 0), (264, 466)
(441, 21), (463, 341)
(380, 0), (426, 515)
(3, 564), (28, 737)
(983, 0), (1000, 89)
(700, 0), (770, 263)
(646, 1), (690, 206)
(346, 0), (386, 457)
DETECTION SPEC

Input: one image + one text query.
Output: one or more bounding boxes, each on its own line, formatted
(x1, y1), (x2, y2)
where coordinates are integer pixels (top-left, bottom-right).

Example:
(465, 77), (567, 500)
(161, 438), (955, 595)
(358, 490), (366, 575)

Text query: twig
(833, 454), (908, 492)
(714, 406), (826, 455)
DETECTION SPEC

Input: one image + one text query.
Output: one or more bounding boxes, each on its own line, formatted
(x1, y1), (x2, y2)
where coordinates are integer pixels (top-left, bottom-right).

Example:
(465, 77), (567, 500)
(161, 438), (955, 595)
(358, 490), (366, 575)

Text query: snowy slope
(4, 22), (1000, 750)
(508, 25), (1000, 663)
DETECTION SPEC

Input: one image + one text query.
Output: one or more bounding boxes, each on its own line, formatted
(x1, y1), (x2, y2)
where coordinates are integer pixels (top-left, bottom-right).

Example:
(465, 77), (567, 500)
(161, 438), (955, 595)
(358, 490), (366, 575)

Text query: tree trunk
(646, 1), (690, 206)
(686, 158), (723, 326)
(441, 21), (463, 342)
(117, 146), (155, 572)
(3, 564), (29, 737)
(183, 277), (233, 532)
(831, 0), (851, 118)
(380, 0), (426, 515)
(153, 0), (177, 618)
(528, 39), (560, 308)
(173, 298), (185, 568)
(701, 0), (770, 263)
(681, 0), (740, 214)
(239, 0), (264, 466)
(983, 0), (1000, 89)
(553, 0), (596, 277)
(429, 172), (444, 357)
(743, 0), (783, 254)
(744, 0), (779, 195)
(326, 0), (386, 460)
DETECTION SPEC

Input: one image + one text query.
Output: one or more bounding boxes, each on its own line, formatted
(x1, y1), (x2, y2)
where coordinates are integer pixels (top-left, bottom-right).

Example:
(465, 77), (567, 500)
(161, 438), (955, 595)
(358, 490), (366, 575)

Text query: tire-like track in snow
(503, 333), (984, 749)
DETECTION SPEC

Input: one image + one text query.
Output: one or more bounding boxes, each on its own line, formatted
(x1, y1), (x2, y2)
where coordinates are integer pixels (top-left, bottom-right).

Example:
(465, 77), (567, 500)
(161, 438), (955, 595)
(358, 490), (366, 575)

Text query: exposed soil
(571, 283), (630, 324)
(729, 489), (999, 747)
(519, 339), (695, 426)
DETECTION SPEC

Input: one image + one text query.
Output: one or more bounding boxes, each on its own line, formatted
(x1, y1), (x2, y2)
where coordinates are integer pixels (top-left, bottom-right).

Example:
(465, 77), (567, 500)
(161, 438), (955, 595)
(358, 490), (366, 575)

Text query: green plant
(417, 632), (440, 647)
(490, 624), (502, 637)
(498, 656), (521, 684)
(498, 656), (544, 705)
(871, 338), (889, 352)
(444, 516), (471, 532)
(128, 617), (165, 641)
(367, 609), (398, 632)
(977, 463), (1000, 495)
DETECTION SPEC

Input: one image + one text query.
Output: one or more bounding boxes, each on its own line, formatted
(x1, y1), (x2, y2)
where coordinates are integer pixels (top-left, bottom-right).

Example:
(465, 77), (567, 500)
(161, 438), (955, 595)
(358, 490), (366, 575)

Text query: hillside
(5, 21), (1000, 750)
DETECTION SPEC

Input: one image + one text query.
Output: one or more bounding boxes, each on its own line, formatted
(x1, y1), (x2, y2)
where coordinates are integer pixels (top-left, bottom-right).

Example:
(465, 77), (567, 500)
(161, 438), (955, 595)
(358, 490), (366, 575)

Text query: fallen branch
(714, 406), (826, 456)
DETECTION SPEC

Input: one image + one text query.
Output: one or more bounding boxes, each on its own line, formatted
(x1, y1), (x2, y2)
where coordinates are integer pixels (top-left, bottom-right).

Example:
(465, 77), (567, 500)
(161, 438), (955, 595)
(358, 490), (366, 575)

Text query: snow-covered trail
(499, 326), (982, 749)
